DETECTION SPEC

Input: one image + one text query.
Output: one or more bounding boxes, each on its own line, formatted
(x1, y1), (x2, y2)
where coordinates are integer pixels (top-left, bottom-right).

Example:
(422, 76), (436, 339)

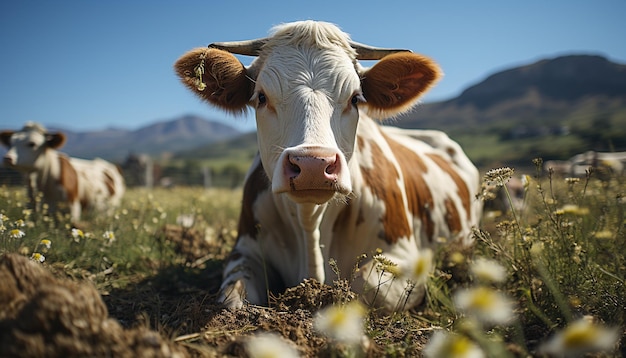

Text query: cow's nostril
(287, 156), (301, 177)
(290, 162), (301, 174)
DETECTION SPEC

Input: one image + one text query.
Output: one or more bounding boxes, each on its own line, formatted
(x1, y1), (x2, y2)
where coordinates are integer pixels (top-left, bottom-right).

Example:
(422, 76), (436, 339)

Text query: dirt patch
(0, 223), (435, 357)
(0, 254), (187, 357)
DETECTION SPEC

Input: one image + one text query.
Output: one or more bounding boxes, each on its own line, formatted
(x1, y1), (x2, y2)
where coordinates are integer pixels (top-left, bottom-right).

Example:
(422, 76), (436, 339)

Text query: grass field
(0, 162), (624, 357)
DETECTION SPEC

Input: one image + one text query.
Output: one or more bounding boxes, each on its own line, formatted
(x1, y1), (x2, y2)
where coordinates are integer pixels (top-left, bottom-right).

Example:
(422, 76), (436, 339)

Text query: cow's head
(1, 122), (66, 171)
(175, 21), (440, 204)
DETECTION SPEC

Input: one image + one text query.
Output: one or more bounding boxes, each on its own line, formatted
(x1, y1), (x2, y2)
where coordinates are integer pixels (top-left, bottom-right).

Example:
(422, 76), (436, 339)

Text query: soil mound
(0, 254), (187, 357)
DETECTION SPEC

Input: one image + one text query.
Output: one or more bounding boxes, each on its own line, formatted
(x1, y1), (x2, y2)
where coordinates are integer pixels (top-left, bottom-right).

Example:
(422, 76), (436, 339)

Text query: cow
(545, 151), (626, 179)
(174, 21), (482, 311)
(1, 122), (125, 222)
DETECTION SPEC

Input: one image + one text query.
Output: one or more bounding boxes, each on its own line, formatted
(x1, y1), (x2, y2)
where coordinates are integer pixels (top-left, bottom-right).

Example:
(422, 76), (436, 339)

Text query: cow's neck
(296, 202), (327, 284)
(34, 149), (61, 192)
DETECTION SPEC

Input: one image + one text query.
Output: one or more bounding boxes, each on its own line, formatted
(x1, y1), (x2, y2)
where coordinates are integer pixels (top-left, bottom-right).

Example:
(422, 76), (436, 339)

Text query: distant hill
(394, 55), (626, 131)
(398, 54), (626, 129)
(49, 115), (242, 161)
(395, 54), (626, 167)
(174, 131), (258, 161)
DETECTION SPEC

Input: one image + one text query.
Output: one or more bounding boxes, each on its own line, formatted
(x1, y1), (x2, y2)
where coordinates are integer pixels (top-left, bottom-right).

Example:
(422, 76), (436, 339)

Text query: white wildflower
(71, 228), (84, 242)
(470, 257), (507, 284)
(401, 249), (434, 285)
(453, 286), (515, 325)
(539, 317), (618, 356)
(314, 301), (366, 344)
(424, 330), (484, 358)
(102, 230), (116, 243)
(30, 252), (45, 263)
(176, 214), (195, 229)
(245, 332), (299, 358)
(9, 229), (25, 239)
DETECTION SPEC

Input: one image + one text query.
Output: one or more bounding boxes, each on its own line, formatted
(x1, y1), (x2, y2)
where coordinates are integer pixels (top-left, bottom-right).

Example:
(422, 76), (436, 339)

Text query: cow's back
(352, 119), (480, 248)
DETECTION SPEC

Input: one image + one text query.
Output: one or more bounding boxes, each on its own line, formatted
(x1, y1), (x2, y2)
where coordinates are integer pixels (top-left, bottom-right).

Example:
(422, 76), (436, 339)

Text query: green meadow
(1, 161), (624, 357)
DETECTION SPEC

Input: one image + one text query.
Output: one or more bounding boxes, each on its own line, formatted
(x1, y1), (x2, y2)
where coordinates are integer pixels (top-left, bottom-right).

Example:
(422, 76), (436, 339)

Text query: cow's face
(250, 45), (362, 204)
(175, 22), (441, 205)
(1, 128), (65, 171)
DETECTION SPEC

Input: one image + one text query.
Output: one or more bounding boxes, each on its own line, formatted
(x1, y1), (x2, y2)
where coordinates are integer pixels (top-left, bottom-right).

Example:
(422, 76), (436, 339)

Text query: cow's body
(175, 21), (481, 311)
(1, 122), (125, 222)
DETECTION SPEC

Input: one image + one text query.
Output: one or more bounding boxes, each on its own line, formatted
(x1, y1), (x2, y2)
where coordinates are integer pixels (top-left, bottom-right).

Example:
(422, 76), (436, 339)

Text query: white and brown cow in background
(1, 122), (125, 222)
(175, 21), (482, 311)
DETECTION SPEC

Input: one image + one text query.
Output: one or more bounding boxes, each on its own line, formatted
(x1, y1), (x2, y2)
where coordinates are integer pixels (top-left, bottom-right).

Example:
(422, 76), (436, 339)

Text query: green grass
(1, 162), (624, 356)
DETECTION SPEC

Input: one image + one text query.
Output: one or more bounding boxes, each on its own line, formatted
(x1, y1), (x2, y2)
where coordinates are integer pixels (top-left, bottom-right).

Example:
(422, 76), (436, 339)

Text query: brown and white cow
(175, 21), (482, 311)
(1, 122), (125, 222)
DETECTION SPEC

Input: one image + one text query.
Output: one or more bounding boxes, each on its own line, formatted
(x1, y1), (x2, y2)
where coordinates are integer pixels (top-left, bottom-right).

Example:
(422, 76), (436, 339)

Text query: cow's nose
(3, 155), (14, 166)
(285, 153), (341, 191)
(287, 154), (338, 179)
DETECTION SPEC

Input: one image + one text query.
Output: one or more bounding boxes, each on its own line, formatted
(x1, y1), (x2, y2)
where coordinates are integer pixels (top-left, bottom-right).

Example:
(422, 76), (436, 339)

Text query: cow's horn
(208, 39), (268, 56)
(349, 41), (411, 60)
(208, 38), (410, 59)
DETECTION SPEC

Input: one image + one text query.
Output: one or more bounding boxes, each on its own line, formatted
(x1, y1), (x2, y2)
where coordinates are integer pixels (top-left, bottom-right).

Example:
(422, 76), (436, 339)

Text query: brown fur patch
(174, 48), (252, 114)
(0, 131), (14, 147)
(237, 159), (270, 240)
(361, 52), (442, 119)
(383, 134), (436, 243)
(103, 172), (115, 196)
(443, 198), (462, 235)
(426, 153), (471, 220)
(359, 138), (412, 244)
(58, 155), (79, 204)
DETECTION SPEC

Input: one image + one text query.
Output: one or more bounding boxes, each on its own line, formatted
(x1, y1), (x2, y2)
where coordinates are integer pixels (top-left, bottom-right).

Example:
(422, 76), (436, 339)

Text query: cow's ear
(174, 48), (253, 114)
(46, 133), (66, 149)
(361, 52), (442, 119)
(0, 131), (14, 147)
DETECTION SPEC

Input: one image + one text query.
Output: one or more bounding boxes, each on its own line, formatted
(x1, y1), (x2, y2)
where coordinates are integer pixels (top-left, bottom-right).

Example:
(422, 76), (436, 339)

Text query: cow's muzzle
(273, 147), (351, 204)
(3, 155), (15, 167)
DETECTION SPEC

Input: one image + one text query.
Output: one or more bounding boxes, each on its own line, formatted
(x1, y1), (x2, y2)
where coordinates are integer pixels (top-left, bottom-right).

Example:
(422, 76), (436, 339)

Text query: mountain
(394, 54), (626, 166)
(52, 115), (242, 161)
(398, 55), (626, 129)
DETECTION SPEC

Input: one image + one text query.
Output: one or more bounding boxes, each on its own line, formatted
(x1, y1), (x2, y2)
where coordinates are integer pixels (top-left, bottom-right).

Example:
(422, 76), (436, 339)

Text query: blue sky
(1, 1), (624, 133)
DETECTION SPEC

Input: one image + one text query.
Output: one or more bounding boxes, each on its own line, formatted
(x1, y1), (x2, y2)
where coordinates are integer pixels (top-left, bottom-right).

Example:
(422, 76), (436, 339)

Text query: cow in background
(175, 21), (482, 311)
(1, 122), (125, 222)
(545, 151), (626, 178)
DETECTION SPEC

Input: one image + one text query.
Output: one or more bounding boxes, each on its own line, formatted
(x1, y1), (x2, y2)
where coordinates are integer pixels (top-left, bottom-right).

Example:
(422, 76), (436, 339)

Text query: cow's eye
(258, 92), (267, 107)
(351, 94), (365, 107)
(27, 141), (36, 148)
